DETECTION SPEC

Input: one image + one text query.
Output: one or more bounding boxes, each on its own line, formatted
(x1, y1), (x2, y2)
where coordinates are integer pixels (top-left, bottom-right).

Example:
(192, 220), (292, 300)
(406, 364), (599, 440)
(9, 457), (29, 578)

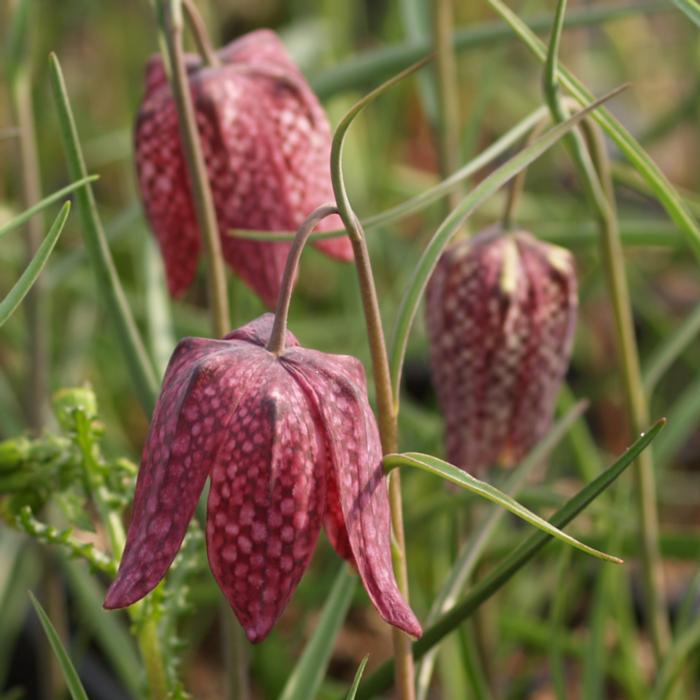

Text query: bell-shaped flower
(104, 314), (421, 643)
(135, 30), (352, 308)
(426, 226), (577, 475)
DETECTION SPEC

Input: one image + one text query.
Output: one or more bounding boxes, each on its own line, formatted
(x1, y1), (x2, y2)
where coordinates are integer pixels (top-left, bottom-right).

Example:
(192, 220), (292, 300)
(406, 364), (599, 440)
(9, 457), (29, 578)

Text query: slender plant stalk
(49, 54), (159, 415)
(331, 141), (415, 699)
(501, 117), (548, 230)
(542, 0), (670, 661)
(74, 409), (169, 699)
(432, 0), (462, 211)
(162, 0), (229, 338)
(267, 204), (339, 354)
(159, 4), (248, 698)
(10, 54), (48, 433)
(182, 0), (220, 68)
(9, 8), (65, 698)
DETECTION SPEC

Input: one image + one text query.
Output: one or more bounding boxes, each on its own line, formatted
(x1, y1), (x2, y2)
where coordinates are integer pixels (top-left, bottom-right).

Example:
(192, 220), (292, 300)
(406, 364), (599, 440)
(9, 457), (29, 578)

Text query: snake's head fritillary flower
(135, 30), (352, 308)
(426, 226), (577, 475)
(104, 314), (421, 643)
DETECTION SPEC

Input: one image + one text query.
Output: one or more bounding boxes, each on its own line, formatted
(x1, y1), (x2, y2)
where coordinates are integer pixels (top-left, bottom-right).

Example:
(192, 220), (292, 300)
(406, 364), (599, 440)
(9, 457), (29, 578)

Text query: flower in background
(135, 30), (351, 308)
(426, 226), (577, 475)
(104, 314), (421, 643)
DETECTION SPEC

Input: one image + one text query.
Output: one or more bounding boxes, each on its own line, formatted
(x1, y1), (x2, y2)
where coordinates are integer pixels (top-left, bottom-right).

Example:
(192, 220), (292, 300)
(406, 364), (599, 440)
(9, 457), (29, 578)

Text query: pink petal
(282, 349), (422, 638)
(425, 227), (577, 473)
(322, 449), (355, 565)
(104, 339), (260, 609)
(206, 358), (324, 643)
(135, 84), (201, 296)
(223, 312), (299, 347)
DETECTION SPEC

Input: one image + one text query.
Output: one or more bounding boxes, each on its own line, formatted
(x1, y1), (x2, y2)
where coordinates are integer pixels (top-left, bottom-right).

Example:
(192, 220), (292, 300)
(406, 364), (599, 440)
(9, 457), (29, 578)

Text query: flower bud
(426, 226), (577, 474)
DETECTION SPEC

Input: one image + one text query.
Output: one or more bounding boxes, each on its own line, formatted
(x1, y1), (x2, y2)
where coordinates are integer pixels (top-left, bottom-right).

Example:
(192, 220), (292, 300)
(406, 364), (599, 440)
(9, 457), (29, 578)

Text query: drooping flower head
(426, 226), (577, 475)
(104, 314), (421, 643)
(135, 30), (352, 308)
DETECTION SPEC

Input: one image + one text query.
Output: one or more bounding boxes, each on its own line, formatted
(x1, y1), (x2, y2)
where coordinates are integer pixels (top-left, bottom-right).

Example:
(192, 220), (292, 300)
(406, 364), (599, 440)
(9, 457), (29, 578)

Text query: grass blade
(643, 299), (700, 393)
(62, 560), (143, 700)
(384, 451), (621, 563)
(487, 0), (700, 262)
(356, 419), (665, 698)
(230, 105), (548, 244)
(0, 176), (96, 241)
(671, 0), (700, 27)
(654, 372), (700, 465)
(346, 656), (369, 700)
(652, 617), (700, 700)
(28, 591), (89, 700)
(415, 401), (588, 697)
(48, 52), (158, 414)
(309, 1), (669, 98)
(278, 565), (357, 700)
(0, 202), (70, 326)
(388, 86), (625, 404)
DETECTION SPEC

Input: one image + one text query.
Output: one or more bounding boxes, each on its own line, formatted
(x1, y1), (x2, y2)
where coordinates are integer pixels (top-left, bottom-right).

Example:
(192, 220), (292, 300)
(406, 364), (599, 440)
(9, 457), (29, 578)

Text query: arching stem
(542, 0), (670, 662)
(162, 0), (229, 338)
(501, 116), (549, 230)
(182, 0), (220, 68)
(267, 204), (339, 355)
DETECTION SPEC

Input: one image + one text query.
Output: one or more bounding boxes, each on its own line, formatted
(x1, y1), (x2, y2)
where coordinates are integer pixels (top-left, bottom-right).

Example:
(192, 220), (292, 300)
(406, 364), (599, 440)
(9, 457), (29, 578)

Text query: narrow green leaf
(62, 560), (143, 700)
(5, 0), (30, 84)
(654, 372), (700, 464)
(356, 419), (665, 698)
(278, 565), (357, 700)
(487, 0), (700, 262)
(652, 617), (700, 700)
(229, 105), (548, 244)
(48, 53), (158, 415)
(28, 592), (89, 700)
(643, 299), (700, 393)
(331, 55), (433, 226)
(671, 0), (700, 27)
(309, 1), (670, 98)
(0, 202), (70, 326)
(0, 176), (97, 241)
(388, 86), (625, 404)
(346, 656), (369, 700)
(385, 451), (621, 563)
(143, 235), (175, 378)
(415, 401), (588, 698)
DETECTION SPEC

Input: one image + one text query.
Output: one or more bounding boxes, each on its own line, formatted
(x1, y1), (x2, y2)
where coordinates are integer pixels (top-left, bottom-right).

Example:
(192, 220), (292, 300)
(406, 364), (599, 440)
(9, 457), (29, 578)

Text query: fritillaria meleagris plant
(104, 314), (421, 643)
(426, 225), (577, 475)
(135, 29), (351, 308)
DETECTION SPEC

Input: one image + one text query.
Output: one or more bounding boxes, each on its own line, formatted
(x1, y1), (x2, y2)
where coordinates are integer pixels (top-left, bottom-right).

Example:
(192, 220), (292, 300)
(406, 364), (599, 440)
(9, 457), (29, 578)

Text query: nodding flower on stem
(135, 29), (352, 308)
(426, 226), (578, 475)
(104, 314), (421, 643)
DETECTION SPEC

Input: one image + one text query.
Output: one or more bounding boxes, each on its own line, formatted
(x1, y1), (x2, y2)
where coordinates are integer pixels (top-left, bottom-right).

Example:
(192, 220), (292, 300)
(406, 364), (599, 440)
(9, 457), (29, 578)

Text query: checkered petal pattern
(104, 314), (421, 642)
(135, 30), (352, 308)
(426, 226), (577, 475)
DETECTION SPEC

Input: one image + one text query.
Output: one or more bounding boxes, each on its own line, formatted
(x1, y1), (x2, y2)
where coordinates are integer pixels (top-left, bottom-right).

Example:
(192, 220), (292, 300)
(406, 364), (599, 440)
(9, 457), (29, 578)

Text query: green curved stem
(182, 0), (220, 67)
(267, 204), (339, 354)
(162, 0), (229, 338)
(388, 86), (625, 409)
(330, 56), (432, 700)
(541, 0), (670, 661)
(229, 104), (547, 244)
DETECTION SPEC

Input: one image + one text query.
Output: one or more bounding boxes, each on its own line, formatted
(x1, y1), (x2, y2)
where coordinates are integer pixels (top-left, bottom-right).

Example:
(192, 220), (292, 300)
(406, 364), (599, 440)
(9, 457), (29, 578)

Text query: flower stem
(331, 148), (415, 695)
(501, 116), (548, 231)
(432, 0), (462, 213)
(267, 204), (339, 355)
(182, 0), (220, 68)
(542, 0), (670, 662)
(162, 0), (229, 338)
